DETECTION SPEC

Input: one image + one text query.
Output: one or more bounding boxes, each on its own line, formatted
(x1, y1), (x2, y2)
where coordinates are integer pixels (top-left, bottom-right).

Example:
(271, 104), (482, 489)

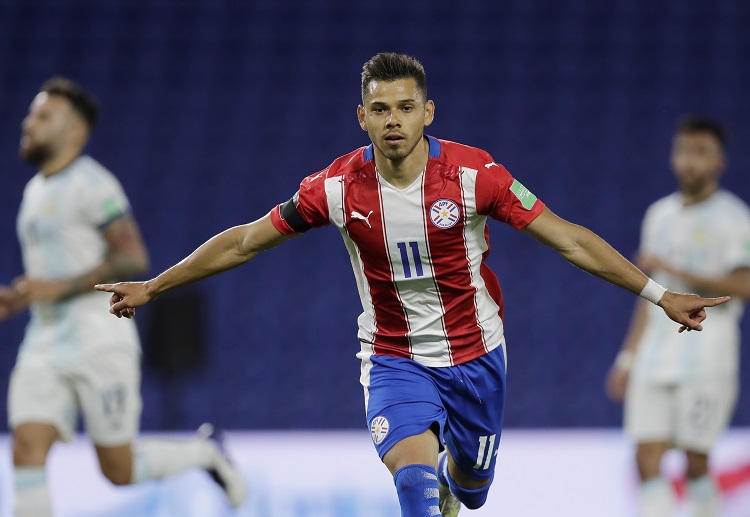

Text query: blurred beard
(19, 143), (54, 166)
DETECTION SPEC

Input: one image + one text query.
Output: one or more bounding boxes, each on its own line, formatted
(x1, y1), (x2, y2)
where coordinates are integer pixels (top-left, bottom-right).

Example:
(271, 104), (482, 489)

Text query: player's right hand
(0, 286), (14, 321)
(659, 291), (730, 332)
(0, 285), (24, 321)
(94, 281), (152, 319)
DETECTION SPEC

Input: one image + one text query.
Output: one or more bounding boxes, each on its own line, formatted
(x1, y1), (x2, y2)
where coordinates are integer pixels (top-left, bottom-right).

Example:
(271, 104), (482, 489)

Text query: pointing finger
(701, 296), (731, 307)
(94, 284), (115, 292)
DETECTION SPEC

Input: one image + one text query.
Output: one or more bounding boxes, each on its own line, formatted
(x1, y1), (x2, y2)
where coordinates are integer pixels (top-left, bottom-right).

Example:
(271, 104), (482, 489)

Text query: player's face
(670, 132), (724, 195)
(20, 93), (79, 165)
(358, 78), (434, 163)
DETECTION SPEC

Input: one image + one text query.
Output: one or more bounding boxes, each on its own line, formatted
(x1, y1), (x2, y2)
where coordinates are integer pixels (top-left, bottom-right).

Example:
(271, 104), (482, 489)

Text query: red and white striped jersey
(270, 136), (545, 367)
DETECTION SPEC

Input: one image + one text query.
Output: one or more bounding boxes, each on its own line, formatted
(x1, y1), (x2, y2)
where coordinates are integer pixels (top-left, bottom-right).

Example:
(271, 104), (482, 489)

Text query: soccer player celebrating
(607, 117), (750, 517)
(96, 54), (729, 517)
(0, 78), (246, 516)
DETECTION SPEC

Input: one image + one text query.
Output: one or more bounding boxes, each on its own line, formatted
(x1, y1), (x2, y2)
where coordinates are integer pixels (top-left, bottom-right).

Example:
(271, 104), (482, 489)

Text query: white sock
(131, 437), (217, 484)
(13, 467), (52, 517)
(687, 475), (719, 517)
(640, 477), (676, 517)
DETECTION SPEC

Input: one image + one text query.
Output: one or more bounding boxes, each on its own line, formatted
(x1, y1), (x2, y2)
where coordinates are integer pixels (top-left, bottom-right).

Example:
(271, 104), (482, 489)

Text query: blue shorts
(364, 346), (506, 481)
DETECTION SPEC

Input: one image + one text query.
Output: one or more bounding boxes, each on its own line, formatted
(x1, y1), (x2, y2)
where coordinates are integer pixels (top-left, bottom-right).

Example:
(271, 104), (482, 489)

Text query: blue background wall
(0, 0), (748, 431)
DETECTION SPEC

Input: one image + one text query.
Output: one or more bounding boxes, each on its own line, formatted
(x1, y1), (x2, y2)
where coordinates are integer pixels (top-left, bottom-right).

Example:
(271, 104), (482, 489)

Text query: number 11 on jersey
(397, 241), (424, 278)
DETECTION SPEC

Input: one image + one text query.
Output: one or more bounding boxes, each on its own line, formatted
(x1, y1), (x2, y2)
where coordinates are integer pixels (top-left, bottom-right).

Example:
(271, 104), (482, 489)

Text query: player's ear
(357, 104), (367, 131)
(424, 100), (435, 127)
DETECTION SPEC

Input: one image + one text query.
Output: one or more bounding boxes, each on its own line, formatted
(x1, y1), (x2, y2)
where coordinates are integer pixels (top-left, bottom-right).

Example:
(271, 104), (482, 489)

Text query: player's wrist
(614, 349), (634, 371)
(639, 278), (667, 305)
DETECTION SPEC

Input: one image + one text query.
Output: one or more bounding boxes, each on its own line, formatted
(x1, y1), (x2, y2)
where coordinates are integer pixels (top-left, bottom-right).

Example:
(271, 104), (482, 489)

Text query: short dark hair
(361, 52), (427, 101)
(676, 115), (726, 149)
(40, 77), (99, 130)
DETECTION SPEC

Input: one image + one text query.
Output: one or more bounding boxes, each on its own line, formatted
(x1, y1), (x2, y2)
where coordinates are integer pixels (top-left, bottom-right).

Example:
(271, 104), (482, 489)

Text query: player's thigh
(625, 380), (675, 443)
(8, 361), (78, 443)
(441, 346), (506, 483)
(675, 378), (738, 453)
(75, 348), (142, 447)
(363, 355), (446, 463)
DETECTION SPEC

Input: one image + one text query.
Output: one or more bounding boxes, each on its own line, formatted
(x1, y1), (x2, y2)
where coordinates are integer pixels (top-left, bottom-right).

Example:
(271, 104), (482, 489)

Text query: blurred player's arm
(521, 207), (729, 331)
(0, 215), (148, 319)
(605, 298), (649, 402)
(96, 213), (297, 317)
(638, 253), (750, 300)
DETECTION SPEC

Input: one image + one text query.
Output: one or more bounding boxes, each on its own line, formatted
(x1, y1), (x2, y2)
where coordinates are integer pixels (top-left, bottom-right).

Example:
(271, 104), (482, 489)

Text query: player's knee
(685, 451), (709, 479)
(451, 482), (491, 510)
(445, 467), (492, 510)
(12, 434), (48, 466)
(635, 444), (665, 480)
(100, 464), (132, 486)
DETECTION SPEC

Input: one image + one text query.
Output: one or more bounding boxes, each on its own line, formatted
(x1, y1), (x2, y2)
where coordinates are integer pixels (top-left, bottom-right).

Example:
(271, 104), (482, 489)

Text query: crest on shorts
(430, 199), (460, 229)
(370, 416), (390, 444)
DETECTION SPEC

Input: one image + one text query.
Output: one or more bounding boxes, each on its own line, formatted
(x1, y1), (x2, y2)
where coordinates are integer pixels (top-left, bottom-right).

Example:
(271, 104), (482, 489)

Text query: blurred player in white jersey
(607, 117), (750, 517)
(0, 78), (246, 516)
(96, 55), (728, 517)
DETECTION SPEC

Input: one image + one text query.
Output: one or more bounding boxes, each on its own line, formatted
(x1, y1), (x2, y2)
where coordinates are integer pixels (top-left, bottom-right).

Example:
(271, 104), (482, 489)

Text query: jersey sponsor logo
(485, 162), (499, 169)
(351, 210), (373, 228)
(370, 415), (389, 444)
(430, 199), (460, 229)
(509, 179), (537, 210)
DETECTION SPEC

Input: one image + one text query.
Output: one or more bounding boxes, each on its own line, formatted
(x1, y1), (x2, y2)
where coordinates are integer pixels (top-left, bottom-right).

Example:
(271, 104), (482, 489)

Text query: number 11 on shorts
(473, 434), (497, 470)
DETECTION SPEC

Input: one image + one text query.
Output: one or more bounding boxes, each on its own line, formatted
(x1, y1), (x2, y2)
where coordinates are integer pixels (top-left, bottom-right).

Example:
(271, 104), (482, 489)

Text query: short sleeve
(722, 209), (750, 272)
(639, 204), (660, 255)
(270, 168), (331, 234)
(475, 160), (545, 229)
(81, 169), (131, 229)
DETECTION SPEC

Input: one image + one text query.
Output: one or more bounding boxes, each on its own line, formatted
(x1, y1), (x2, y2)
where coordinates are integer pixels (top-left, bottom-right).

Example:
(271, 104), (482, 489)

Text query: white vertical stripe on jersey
(324, 176), (378, 351)
(418, 174), (453, 364)
(460, 167), (507, 362)
(377, 179), (414, 357)
(378, 174), (450, 360)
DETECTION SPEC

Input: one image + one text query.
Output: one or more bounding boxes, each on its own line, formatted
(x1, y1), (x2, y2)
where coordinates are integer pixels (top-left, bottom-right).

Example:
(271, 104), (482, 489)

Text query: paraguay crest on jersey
(430, 199), (460, 229)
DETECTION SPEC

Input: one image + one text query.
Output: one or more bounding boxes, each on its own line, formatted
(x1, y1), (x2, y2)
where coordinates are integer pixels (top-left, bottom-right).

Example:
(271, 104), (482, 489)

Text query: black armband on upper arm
(280, 197), (312, 233)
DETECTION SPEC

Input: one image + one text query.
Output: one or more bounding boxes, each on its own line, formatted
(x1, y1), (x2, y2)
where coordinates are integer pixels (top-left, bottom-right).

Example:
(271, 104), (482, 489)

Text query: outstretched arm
(96, 213), (297, 318)
(521, 208), (730, 332)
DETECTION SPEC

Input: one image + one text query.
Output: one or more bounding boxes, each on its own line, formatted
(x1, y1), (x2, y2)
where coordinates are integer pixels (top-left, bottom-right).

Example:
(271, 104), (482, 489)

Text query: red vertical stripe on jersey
(344, 174), (412, 358)
(423, 165), (486, 364)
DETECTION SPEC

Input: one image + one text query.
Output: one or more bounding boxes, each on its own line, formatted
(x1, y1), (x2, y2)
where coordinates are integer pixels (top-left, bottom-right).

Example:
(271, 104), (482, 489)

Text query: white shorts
(624, 378), (738, 453)
(8, 347), (142, 446)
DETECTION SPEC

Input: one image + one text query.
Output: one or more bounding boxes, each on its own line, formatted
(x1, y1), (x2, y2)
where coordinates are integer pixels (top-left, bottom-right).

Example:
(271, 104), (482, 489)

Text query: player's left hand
(658, 291), (730, 333)
(605, 365), (629, 403)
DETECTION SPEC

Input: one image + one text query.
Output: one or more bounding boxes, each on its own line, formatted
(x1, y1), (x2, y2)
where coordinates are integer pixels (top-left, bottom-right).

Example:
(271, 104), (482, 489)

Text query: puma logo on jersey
(485, 162), (499, 169)
(350, 210), (373, 228)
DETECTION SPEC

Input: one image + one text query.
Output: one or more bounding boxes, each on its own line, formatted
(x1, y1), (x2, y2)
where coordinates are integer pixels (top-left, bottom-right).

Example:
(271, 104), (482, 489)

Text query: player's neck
(39, 149), (82, 177)
(681, 183), (718, 206)
(374, 137), (429, 190)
